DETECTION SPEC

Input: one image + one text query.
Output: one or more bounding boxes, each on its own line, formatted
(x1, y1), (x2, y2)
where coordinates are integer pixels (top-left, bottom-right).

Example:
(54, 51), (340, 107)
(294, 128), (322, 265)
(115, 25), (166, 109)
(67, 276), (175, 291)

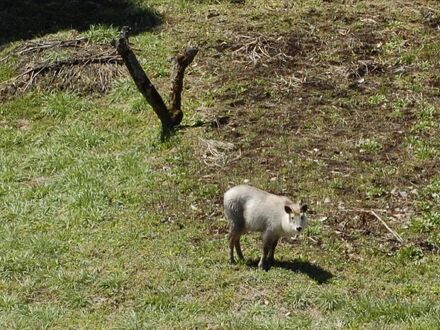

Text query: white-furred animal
(224, 184), (308, 270)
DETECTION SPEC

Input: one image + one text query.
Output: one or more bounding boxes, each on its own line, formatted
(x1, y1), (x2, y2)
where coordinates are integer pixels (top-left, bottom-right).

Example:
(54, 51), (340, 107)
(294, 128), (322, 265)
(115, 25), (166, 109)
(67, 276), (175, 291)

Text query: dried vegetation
(0, 37), (125, 101)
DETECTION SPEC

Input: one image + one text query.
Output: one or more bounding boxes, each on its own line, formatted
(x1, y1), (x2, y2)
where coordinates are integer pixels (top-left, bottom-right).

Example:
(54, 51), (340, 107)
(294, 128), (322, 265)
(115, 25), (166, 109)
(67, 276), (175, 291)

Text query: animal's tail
(224, 196), (245, 233)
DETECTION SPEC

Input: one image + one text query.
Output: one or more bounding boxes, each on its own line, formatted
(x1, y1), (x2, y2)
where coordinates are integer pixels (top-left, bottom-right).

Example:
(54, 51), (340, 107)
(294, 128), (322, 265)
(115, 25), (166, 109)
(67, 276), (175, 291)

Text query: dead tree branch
(169, 47), (199, 125)
(113, 26), (198, 135)
(114, 27), (173, 132)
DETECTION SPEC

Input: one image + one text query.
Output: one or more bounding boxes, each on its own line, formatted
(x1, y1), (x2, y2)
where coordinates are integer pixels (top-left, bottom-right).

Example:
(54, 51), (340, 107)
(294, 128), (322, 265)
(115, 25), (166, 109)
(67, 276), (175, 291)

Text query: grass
(1, 0), (440, 328)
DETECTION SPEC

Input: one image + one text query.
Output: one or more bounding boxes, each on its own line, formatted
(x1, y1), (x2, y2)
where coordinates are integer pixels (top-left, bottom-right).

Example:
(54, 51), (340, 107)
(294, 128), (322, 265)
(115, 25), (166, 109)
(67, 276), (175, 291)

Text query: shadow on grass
(0, 0), (162, 47)
(246, 259), (334, 284)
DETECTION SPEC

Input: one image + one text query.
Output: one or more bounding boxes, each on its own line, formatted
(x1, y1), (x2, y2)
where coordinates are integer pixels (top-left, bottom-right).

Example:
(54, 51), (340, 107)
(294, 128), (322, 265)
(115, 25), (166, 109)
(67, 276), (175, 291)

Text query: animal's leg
(225, 204), (245, 265)
(229, 229), (238, 264)
(268, 238), (279, 265)
(235, 234), (244, 260)
(258, 232), (273, 270)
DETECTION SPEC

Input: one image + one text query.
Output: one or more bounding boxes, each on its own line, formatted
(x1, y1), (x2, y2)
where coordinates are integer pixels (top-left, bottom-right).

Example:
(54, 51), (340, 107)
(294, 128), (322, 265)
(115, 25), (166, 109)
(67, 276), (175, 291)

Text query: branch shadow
(177, 117), (231, 130)
(0, 0), (162, 47)
(163, 116), (231, 140)
(246, 259), (334, 284)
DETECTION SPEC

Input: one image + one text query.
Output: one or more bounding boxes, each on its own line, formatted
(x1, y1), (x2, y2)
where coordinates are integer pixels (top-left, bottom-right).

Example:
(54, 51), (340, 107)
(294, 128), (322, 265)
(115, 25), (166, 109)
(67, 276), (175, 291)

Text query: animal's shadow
(246, 259), (334, 284)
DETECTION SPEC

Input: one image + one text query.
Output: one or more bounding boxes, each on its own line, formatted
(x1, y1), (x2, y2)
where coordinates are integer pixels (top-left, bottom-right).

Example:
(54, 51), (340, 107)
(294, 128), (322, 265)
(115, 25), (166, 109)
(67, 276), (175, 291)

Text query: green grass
(80, 24), (120, 44)
(1, 0), (440, 328)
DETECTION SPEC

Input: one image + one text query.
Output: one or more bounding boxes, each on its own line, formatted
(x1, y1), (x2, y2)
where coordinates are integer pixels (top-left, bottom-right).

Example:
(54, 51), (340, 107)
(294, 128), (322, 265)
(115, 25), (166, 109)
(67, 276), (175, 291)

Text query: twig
(17, 38), (86, 56)
(1, 38), (87, 63)
(370, 210), (403, 243)
(307, 236), (318, 244)
(341, 208), (403, 243)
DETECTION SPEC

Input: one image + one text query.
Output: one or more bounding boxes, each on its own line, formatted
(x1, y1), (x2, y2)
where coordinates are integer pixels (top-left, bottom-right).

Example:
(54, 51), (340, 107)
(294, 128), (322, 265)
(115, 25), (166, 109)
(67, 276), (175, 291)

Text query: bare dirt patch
(192, 1), (440, 256)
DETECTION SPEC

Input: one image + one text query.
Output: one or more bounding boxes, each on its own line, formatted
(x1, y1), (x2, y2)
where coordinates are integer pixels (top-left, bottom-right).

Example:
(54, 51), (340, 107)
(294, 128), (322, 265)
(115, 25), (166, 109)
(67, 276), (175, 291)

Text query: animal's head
(284, 201), (308, 233)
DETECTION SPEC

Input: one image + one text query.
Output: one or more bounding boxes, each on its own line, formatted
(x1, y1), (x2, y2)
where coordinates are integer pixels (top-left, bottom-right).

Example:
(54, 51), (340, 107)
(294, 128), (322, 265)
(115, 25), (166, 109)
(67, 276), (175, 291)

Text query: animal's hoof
(229, 259), (237, 265)
(258, 261), (270, 271)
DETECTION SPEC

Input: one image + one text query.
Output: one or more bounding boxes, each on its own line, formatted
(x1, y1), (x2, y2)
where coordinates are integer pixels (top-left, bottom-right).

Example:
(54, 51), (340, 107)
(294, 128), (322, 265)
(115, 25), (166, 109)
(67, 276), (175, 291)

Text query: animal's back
(224, 185), (277, 232)
(224, 185), (269, 211)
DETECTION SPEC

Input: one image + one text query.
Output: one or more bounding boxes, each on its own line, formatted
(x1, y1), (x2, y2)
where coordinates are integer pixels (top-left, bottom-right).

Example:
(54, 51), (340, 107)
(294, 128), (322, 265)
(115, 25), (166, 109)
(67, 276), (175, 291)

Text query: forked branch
(169, 47), (199, 124)
(113, 26), (198, 135)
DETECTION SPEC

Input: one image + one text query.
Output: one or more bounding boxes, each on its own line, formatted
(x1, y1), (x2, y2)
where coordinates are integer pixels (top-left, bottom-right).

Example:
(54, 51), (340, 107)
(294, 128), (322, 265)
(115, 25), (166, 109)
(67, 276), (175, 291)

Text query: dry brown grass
(0, 37), (125, 101)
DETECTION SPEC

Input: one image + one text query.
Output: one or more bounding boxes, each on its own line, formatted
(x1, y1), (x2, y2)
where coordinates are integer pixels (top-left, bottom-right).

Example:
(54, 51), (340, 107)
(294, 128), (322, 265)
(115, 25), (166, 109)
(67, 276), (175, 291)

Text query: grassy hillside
(0, 0), (439, 328)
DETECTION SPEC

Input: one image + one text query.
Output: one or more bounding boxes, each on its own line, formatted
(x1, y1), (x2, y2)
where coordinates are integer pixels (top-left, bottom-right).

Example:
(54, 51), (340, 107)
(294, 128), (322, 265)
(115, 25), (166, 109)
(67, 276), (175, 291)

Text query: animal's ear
(300, 204), (308, 213)
(284, 205), (293, 214)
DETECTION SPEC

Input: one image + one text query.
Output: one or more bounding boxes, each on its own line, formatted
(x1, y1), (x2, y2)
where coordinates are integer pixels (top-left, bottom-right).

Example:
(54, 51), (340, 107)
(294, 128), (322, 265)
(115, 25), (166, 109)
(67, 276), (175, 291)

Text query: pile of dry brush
(0, 36), (125, 101)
